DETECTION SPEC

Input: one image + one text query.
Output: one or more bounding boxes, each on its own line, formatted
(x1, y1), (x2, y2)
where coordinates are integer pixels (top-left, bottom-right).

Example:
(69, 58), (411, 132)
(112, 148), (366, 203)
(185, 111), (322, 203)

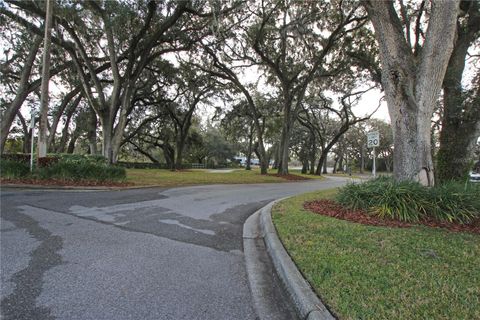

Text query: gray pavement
(1, 177), (348, 320)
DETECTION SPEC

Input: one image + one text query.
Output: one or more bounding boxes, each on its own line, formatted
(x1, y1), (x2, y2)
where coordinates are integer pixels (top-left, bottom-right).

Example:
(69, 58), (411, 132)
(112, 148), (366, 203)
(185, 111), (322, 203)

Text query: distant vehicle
(233, 156), (260, 166)
(250, 158), (260, 165)
(469, 171), (480, 183)
(233, 156), (247, 165)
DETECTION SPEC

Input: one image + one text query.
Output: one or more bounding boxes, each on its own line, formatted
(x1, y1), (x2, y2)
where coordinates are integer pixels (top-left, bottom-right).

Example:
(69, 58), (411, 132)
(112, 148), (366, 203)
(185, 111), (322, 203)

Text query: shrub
(56, 153), (108, 164)
(117, 161), (168, 169)
(1, 153), (31, 164)
(0, 159), (30, 178)
(38, 156), (59, 168)
(337, 177), (429, 222)
(0, 153), (125, 183)
(428, 182), (480, 224)
(36, 160), (126, 182)
(337, 177), (480, 224)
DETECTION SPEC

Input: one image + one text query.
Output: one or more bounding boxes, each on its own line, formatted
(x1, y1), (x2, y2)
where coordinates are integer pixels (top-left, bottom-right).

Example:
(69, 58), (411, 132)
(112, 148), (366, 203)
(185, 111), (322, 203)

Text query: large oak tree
(364, 0), (460, 185)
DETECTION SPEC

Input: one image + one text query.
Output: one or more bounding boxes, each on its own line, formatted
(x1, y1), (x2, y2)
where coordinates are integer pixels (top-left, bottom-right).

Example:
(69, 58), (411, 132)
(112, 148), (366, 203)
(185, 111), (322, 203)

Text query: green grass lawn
(288, 169), (328, 180)
(272, 189), (480, 320)
(126, 168), (321, 187)
(324, 173), (363, 179)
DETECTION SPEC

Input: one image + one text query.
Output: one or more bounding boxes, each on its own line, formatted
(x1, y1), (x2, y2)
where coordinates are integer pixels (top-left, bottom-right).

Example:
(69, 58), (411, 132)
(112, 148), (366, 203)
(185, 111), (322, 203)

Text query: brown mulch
(304, 199), (480, 235)
(1, 178), (133, 188)
(268, 173), (311, 181)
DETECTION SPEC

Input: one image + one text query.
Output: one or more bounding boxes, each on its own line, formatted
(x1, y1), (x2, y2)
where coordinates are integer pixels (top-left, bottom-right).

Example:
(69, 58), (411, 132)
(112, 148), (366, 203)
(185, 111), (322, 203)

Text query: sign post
(30, 112), (35, 172)
(372, 147), (376, 177)
(367, 131), (380, 177)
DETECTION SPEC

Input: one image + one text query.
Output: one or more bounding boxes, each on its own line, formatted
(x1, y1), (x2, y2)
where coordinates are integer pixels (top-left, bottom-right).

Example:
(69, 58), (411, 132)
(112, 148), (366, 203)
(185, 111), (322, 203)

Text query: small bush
(0, 159), (30, 178)
(37, 160), (126, 182)
(56, 153), (108, 164)
(337, 177), (480, 224)
(1, 153), (125, 183)
(38, 156), (59, 168)
(428, 182), (480, 224)
(1, 153), (31, 164)
(117, 161), (168, 169)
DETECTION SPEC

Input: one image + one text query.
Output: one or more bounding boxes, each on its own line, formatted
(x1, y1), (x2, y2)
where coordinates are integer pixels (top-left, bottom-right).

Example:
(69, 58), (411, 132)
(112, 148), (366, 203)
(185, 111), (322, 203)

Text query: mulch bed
(304, 199), (480, 235)
(1, 178), (133, 188)
(268, 173), (311, 181)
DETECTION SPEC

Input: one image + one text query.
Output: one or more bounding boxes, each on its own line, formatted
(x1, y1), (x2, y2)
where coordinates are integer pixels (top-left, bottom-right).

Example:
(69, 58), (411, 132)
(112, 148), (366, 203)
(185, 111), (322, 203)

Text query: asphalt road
(1, 177), (348, 320)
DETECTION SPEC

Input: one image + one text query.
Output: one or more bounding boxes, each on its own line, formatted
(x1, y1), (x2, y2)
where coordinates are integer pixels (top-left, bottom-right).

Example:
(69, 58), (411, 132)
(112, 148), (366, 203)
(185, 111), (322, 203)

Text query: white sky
(355, 88), (389, 121)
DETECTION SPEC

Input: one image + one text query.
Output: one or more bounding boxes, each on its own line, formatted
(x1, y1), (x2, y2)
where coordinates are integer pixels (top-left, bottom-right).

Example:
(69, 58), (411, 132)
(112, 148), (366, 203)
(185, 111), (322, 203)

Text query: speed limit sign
(367, 131), (380, 148)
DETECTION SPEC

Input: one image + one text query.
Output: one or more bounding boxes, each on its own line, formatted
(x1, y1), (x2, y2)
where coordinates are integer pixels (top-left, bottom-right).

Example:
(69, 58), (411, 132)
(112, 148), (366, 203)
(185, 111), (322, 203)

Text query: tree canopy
(1, 0), (478, 183)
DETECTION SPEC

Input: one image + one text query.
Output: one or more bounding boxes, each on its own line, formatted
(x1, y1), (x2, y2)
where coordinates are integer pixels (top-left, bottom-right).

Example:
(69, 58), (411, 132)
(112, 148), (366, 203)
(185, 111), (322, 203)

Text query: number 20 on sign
(367, 131), (380, 148)
(367, 131), (380, 177)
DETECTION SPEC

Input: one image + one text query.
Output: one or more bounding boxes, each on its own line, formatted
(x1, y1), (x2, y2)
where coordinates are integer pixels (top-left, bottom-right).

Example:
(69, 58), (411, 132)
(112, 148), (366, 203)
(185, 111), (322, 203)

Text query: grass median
(126, 168), (322, 187)
(272, 189), (480, 320)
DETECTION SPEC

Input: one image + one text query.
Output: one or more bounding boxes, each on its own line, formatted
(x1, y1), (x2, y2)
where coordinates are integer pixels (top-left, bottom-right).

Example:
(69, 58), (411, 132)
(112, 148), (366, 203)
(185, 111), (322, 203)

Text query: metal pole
(373, 147), (376, 178)
(30, 115), (35, 172)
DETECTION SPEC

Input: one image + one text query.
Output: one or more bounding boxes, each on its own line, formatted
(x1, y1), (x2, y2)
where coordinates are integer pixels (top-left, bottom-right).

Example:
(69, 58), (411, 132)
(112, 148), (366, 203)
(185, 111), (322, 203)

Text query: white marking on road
(158, 219), (215, 235)
(69, 205), (127, 222)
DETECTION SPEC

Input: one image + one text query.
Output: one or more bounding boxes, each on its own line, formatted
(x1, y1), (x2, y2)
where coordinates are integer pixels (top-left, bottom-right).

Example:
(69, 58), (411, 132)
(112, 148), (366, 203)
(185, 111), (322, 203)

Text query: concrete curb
(243, 209), (280, 320)
(244, 199), (335, 320)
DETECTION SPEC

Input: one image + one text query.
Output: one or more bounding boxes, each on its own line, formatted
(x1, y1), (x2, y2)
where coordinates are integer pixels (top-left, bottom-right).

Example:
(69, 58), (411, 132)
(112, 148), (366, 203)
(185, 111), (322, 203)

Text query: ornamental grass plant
(337, 176), (479, 224)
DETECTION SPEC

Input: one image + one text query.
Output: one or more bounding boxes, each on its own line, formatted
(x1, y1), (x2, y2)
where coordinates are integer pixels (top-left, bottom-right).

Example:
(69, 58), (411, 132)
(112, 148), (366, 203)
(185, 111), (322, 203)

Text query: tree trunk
(1, 90), (32, 154)
(248, 109), (268, 174)
(309, 159), (316, 175)
(258, 143), (269, 174)
(246, 125), (253, 171)
(162, 143), (175, 169)
(308, 131), (316, 175)
(66, 128), (81, 154)
(37, 0), (53, 159)
(16, 112), (31, 154)
(174, 135), (187, 170)
(332, 157), (338, 174)
(316, 152), (326, 175)
(277, 101), (292, 175)
(56, 96), (81, 153)
(0, 36), (42, 154)
(316, 149), (329, 176)
(437, 2), (480, 182)
(322, 155), (328, 174)
(48, 88), (80, 150)
(110, 115), (126, 164)
(101, 117), (114, 163)
(338, 155), (344, 172)
(364, 0), (459, 185)
(87, 107), (97, 155)
(437, 105), (480, 181)
(301, 159), (308, 174)
(385, 156), (393, 172)
(110, 84), (135, 164)
(315, 125), (352, 175)
(272, 143), (279, 170)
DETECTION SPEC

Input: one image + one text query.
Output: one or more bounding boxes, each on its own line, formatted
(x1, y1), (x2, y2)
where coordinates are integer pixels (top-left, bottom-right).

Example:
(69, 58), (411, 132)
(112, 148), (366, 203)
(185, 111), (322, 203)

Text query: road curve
(1, 177), (348, 320)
